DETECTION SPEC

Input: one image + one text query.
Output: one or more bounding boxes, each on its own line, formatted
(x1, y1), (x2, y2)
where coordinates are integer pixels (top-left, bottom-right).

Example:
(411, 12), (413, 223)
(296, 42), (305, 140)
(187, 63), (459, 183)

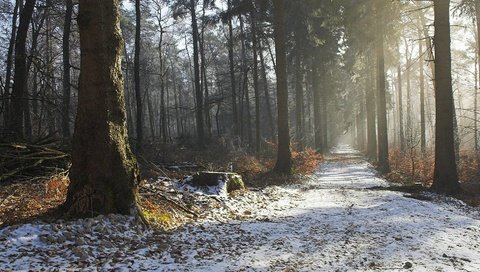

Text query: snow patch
(1, 145), (480, 271)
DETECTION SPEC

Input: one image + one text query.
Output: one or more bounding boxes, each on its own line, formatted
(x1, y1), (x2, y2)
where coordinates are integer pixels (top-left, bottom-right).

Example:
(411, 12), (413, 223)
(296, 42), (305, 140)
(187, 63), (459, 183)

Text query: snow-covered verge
(1, 145), (480, 271)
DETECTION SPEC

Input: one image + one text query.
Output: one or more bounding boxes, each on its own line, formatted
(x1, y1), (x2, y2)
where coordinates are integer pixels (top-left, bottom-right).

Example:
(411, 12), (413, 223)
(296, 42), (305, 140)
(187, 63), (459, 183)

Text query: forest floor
(1, 145), (480, 271)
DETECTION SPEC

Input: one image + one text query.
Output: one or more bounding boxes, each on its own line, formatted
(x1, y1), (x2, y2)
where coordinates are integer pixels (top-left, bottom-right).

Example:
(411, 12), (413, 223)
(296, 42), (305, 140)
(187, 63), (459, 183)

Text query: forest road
(1, 145), (480, 271)
(161, 145), (480, 272)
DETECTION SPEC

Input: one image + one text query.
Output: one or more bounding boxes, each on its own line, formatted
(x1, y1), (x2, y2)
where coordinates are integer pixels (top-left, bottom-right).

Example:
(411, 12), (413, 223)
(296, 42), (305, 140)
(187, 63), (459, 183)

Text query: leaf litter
(1, 145), (480, 271)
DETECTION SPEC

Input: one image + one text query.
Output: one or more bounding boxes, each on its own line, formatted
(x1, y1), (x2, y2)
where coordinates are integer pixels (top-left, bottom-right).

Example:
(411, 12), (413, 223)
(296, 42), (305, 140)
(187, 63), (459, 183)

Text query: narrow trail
(1, 145), (480, 271)
(161, 145), (480, 271)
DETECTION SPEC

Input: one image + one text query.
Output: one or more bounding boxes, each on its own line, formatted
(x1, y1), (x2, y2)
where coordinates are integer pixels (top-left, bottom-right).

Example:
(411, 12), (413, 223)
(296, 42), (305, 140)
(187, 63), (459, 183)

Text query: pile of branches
(0, 138), (70, 183)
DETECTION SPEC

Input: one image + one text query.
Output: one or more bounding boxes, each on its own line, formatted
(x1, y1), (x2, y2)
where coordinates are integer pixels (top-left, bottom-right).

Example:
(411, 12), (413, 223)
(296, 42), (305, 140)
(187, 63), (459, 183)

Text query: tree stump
(191, 172), (245, 193)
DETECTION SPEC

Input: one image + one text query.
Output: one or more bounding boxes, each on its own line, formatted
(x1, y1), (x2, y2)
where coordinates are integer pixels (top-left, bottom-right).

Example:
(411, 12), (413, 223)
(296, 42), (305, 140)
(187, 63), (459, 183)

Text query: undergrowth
(387, 147), (480, 206)
(0, 137), (322, 228)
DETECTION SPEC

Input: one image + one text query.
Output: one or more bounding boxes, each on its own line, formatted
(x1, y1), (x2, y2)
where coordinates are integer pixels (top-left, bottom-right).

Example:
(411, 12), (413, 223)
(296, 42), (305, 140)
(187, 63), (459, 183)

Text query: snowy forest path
(162, 144), (480, 271)
(1, 145), (480, 271)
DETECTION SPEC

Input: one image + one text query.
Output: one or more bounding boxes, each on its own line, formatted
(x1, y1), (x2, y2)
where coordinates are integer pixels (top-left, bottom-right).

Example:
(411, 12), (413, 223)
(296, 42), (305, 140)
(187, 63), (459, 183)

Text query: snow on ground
(1, 144), (480, 271)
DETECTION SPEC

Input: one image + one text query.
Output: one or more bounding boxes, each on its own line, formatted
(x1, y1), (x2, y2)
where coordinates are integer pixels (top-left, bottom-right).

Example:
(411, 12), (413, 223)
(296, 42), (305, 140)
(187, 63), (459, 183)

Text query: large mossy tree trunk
(430, 0), (462, 195)
(64, 0), (140, 216)
(272, 0), (292, 174)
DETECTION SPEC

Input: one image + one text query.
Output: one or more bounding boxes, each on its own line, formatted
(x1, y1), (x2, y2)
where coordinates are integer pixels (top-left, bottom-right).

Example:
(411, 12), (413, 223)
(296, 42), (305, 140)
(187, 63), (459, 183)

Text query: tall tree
(294, 48), (304, 151)
(64, 0), (140, 215)
(251, 10), (261, 154)
(418, 28), (426, 153)
(366, 66), (377, 160)
(190, 0), (205, 146)
(259, 39), (275, 140)
(3, 0), (19, 127)
(475, 0), (480, 151)
(272, 0), (292, 174)
(226, 0), (238, 136)
(374, 0), (390, 174)
(134, 0), (143, 151)
(313, 65), (322, 152)
(9, 0), (37, 139)
(62, 0), (74, 138)
(430, 0), (462, 195)
(397, 64), (405, 152)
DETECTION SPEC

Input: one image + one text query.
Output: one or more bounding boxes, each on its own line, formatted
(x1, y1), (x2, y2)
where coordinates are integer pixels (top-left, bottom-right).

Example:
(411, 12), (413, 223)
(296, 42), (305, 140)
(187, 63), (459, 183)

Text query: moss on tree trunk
(63, 0), (140, 216)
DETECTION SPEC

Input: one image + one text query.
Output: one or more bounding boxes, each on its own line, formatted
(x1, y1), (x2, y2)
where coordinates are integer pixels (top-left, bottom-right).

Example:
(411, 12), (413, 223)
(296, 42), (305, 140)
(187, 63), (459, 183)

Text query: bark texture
(10, 0), (36, 139)
(62, 0), (73, 138)
(374, 0), (390, 174)
(64, 0), (140, 216)
(273, 0), (292, 174)
(430, 0), (462, 195)
(134, 0), (143, 151)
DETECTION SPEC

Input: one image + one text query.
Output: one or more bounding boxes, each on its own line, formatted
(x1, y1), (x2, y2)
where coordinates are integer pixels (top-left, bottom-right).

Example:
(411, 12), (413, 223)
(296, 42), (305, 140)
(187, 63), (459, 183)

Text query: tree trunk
(418, 29), (426, 154)
(134, 0), (143, 151)
(259, 39), (275, 140)
(405, 42), (412, 141)
(475, 0), (480, 152)
(251, 12), (261, 154)
(9, 0), (36, 139)
(321, 87), (328, 149)
(366, 61), (377, 160)
(430, 0), (462, 195)
(397, 64), (405, 152)
(227, 0), (238, 136)
(172, 62), (181, 137)
(157, 18), (168, 143)
(313, 65), (323, 152)
(64, 0), (140, 216)
(357, 90), (365, 151)
(45, 3), (56, 136)
(123, 47), (134, 134)
(272, 0), (292, 174)
(200, 3), (211, 140)
(146, 86), (155, 140)
(62, 0), (74, 139)
(190, 0), (205, 146)
(374, 0), (390, 174)
(3, 0), (19, 127)
(239, 15), (252, 146)
(294, 51), (304, 151)
(475, 38), (479, 152)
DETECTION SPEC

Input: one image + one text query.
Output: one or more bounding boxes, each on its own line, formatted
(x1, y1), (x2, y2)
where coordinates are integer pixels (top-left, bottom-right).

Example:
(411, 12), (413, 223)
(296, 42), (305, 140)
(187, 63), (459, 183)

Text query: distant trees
(64, 0), (140, 215)
(0, 0), (477, 190)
